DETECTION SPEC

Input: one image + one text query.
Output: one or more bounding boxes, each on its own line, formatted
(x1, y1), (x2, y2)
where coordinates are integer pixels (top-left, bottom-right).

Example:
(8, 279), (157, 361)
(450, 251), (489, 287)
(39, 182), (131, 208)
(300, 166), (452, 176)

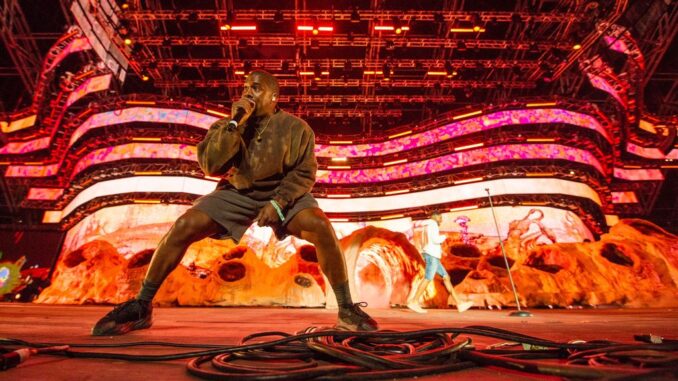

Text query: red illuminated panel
(626, 142), (678, 160)
(316, 144), (604, 184)
(1, 115), (36, 133)
(613, 167), (664, 181)
(315, 108), (610, 158)
(0, 137), (50, 154)
(5, 163), (59, 177)
(611, 191), (638, 204)
(27, 188), (65, 200)
(65, 73), (112, 107)
(5, 107), (608, 157)
(69, 108), (219, 146)
(72, 143), (197, 177)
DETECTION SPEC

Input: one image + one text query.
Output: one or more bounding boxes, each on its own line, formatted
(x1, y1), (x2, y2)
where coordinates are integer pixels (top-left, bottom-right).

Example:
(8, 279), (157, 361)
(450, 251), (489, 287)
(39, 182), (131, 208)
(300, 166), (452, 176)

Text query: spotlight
(573, 43), (582, 50)
(124, 38), (133, 45)
(472, 14), (482, 32)
(141, 71), (150, 81)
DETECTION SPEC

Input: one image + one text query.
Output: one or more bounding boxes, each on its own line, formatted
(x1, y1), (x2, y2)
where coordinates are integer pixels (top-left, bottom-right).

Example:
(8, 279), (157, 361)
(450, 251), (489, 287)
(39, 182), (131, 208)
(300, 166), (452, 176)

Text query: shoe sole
(407, 304), (427, 314)
(91, 317), (152, 336)
(336, 319), (378, 332)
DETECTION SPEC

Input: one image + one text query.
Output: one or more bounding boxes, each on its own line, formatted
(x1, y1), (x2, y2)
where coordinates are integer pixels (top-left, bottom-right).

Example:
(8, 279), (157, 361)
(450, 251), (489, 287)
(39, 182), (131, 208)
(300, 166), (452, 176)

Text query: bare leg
(286, 208), (378, 331)
(443, 275), (473, 312)
(92, 209), (222, 336)
(286, 208), (347, 285)
(144, 209), (222, 284)
(407, 278), (431, 313)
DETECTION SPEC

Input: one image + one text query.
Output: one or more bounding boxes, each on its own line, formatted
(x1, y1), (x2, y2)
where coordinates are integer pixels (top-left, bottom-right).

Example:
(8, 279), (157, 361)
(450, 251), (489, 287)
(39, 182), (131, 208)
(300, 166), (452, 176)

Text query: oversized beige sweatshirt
(196, 109), (317, 209)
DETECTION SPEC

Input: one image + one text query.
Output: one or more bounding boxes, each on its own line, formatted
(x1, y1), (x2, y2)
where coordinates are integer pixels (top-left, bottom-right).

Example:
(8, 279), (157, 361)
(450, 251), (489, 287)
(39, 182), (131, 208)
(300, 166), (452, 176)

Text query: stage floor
(1, 303), (677, 380)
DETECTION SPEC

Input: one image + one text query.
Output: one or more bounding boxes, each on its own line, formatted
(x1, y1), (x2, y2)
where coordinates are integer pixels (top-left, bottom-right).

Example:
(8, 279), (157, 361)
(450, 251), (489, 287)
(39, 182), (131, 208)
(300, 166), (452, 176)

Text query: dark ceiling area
(0, 0), (676, 232)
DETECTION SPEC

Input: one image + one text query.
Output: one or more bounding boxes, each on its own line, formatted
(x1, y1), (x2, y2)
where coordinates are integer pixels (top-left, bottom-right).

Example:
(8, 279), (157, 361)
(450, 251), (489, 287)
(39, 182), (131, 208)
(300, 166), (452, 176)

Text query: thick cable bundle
(2, 326), (677, 379)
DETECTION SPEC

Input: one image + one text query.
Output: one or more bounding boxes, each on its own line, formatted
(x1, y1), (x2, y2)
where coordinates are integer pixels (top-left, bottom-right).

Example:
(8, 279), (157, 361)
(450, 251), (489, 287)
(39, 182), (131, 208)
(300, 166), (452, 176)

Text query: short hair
(248, 69), (279, 96)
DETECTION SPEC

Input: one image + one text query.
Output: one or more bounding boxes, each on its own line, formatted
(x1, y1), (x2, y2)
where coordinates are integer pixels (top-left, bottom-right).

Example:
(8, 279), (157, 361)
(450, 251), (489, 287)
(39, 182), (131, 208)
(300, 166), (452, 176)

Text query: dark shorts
(190, 188), (319, 243)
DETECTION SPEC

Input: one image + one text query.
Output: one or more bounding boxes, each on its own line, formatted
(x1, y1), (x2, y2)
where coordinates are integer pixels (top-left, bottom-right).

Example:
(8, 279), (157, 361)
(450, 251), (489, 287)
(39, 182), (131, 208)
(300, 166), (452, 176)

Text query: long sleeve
(196, 119), (244, 176)
(272, 125), (318, 208)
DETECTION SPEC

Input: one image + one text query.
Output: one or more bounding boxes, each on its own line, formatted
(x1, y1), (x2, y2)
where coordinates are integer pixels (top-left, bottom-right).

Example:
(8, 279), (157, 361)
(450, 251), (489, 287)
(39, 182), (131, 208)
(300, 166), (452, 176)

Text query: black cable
(2, 326), (676, 380)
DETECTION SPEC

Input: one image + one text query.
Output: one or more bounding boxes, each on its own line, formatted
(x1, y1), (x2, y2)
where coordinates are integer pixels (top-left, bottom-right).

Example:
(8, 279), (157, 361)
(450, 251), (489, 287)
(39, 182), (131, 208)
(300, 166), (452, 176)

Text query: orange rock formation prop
(37, 219), (678, 309)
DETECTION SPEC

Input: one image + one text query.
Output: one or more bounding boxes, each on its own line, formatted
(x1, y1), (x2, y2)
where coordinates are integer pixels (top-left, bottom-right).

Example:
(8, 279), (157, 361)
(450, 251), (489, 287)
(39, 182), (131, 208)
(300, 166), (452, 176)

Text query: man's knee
(306, 212), (334, 236)
(170, 210), (214, 243)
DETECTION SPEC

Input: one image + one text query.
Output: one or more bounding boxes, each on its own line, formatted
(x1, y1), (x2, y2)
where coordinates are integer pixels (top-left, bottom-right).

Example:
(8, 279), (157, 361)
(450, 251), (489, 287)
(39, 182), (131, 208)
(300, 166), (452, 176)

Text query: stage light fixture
(124, 38), (132, 45)
(274, 10), (284, 23)
(221, 10), (234, 30)
(456, 41), (466, 51)
(573, 43), (582, 50)
(383, 63), (391, 79)
(472, 14), (482, 31)
(314, 64), (322, 80)
(343, 60), (352, 71)
(350, 8), (360, 23)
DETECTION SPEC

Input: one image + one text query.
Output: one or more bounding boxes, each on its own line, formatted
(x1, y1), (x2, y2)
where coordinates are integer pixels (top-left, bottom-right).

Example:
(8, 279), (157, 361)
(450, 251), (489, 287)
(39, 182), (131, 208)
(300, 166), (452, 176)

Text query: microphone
(227, 98), (254, 130)
(227, 108), (246, 130)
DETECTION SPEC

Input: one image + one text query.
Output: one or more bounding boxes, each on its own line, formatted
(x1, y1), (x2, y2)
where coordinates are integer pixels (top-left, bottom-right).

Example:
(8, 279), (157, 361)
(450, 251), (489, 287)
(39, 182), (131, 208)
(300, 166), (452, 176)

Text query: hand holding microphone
(228, 97), (255, 130)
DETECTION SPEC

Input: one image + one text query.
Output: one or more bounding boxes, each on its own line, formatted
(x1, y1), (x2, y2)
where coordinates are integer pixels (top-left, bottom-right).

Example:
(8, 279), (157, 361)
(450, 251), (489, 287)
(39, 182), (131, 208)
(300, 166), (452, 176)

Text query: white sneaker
(456, 301), (474, 313)
(407, 303), (427, 314)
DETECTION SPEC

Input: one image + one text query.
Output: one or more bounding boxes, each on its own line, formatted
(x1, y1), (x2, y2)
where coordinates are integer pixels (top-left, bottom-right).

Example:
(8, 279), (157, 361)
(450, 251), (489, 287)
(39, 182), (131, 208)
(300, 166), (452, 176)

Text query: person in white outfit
(407, 211), (474, 313)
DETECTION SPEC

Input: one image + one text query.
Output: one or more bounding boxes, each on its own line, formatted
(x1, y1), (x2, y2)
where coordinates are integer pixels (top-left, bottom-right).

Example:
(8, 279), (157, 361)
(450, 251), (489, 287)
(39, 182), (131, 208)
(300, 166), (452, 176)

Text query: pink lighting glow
(9, 143), (604, 182)
(315, 108), (611, 158)
(3, 108), (609, 157)
(69, 107), (219, 146)
(65, 73), (112, 107)
(316, 144), (604, 184)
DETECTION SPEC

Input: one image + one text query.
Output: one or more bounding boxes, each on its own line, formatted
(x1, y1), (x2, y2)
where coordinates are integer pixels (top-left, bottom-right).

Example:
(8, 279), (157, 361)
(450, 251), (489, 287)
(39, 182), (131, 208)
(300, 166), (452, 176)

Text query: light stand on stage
(485, 188), (533, 318)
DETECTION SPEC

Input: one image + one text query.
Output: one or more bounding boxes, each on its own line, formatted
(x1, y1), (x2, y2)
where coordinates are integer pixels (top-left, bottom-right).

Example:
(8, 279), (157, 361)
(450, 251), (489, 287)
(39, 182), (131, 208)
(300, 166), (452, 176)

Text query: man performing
(407, 211), (473, 314)
(92, 70), (378, 335)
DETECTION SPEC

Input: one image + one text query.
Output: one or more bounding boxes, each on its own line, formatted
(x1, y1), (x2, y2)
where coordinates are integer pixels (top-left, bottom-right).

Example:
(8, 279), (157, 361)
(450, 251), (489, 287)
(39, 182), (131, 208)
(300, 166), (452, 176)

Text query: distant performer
(92, 70), (378, 335)
(407, 211), (473, 313)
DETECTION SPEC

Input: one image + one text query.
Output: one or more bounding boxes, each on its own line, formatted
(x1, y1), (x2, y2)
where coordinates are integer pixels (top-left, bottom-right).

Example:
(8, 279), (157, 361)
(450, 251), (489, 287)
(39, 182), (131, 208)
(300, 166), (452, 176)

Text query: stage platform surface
(2, 303), (677, 380)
